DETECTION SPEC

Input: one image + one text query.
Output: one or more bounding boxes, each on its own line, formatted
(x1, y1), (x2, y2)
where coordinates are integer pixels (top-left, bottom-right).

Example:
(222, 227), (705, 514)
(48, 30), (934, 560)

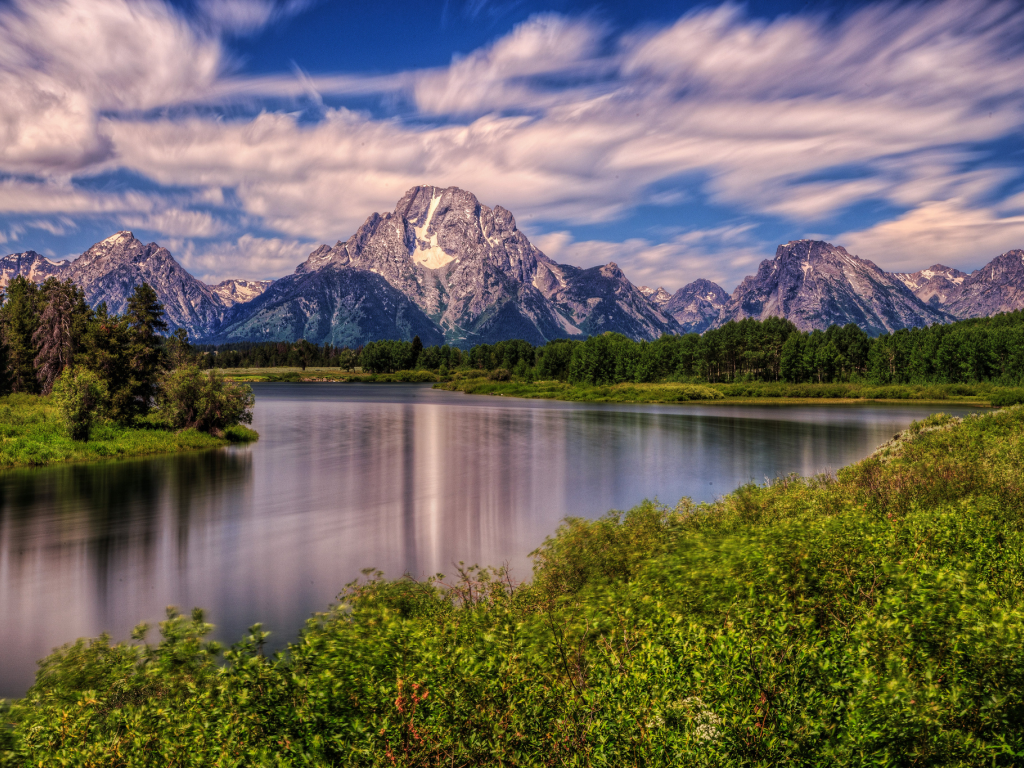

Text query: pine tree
(33, 279), (90, 394)
(123, 283), (169, 419)
(1, 276), (42, 393)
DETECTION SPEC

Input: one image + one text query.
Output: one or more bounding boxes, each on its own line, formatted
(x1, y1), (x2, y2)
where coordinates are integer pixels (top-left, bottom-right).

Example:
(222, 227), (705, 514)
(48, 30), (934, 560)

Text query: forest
(0, 276), (253, 444)
(205, 310), (1024, 386)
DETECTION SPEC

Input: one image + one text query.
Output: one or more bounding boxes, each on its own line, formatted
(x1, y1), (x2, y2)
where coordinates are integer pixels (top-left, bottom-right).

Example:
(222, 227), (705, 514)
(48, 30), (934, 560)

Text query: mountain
(715, 240), (949, 335)
(0, 251), (65, 289)
(289, 185), (681, 345)
(639, 285), (672, 305)
(211, 264), (444, 347)
(532, 259), (683, 339)
(894, 265), (968, 307)
(943, 250), (1024, 319)
(61, 232), (226, 337)
(663, 279), (729, 334)
(210, 279), (272, 307)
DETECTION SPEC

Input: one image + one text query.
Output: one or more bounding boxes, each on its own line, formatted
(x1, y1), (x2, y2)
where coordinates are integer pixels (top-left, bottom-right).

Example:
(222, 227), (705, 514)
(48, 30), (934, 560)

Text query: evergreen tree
(33, 279), (90, 394)
(122, 284), (168, 419)
(0, 276), (42, 392)
(410, 335), (423, 368)
(165, 328), (196, 369)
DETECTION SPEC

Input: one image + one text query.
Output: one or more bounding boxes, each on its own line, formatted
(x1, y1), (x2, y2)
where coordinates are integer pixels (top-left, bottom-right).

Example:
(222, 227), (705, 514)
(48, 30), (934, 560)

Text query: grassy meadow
(441, 376), (1024, 406)
(0, 393), (257, 469)
(218, 367), (438, 383)
(3, 405), (1024, 764)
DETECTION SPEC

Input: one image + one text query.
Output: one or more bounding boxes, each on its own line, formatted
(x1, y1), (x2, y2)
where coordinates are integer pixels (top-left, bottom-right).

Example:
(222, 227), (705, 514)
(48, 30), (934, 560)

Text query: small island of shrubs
(0, 276), (256, 468)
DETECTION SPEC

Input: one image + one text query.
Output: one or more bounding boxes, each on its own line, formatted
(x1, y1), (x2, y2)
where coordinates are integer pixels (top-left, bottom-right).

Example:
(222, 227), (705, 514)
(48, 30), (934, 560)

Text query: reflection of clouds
(0, 388), (985, 698)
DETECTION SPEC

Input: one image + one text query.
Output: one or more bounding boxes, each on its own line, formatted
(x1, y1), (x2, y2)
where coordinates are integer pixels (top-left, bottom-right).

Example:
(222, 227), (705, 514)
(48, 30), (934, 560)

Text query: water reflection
(0, 383), (982, 697)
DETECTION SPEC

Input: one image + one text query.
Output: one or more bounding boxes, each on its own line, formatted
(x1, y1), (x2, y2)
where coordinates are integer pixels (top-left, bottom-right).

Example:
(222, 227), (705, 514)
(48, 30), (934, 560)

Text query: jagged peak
(99, 231), (137, 246)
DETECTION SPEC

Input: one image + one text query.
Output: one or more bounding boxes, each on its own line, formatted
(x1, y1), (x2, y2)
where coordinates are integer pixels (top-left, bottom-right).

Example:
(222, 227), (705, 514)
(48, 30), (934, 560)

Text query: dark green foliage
(0, 276), (42, 393)
(158, 366), (254, 433)
(164, 328), (197, 369)
(32, 279), (89, 394)
(50, 366), (107, 441)
(6, 408), (1024, 765)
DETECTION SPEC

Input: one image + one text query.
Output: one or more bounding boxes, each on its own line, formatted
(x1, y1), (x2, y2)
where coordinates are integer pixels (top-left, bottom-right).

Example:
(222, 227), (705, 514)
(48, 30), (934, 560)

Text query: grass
(0, 393), (258, 469)
(219, 367), (1024, 407)
(439, 377), (1024, 406)
(438, 378), (725, 403)
(218, 367), (438, 383)
(4, 405), (1024, 764)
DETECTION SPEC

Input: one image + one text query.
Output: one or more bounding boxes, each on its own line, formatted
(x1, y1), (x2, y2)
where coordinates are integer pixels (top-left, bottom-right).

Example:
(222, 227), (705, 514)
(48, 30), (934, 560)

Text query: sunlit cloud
(0, 0), (1022, 287)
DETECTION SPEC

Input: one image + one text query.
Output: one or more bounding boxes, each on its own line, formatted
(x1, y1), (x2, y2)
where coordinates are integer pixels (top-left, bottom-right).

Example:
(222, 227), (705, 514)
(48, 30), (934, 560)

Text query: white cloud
(1, 0), (1024, 286)
(533, 225), (764, 293)
(836, 200), (1024, 274)
(170, 233), (318, 283)
(0, 0), (224, 174)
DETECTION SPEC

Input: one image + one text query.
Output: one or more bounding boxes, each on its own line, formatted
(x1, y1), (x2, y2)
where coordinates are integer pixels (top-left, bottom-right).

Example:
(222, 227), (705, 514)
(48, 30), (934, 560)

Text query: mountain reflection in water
(0, 383), (983, 697)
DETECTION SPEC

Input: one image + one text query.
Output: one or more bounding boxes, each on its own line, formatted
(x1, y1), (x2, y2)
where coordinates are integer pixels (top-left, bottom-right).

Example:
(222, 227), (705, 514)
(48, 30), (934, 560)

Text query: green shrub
(50, 366), (107, 441)
(157, 365), (254, 434)
(991, 388), (1024, 407)
(488, 367), (512, 381)
(6, 408), (1024, 765)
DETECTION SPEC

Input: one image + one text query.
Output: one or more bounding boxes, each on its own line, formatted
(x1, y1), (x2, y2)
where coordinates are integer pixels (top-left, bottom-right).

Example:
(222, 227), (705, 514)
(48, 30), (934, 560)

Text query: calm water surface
(0, 383), (983, 696)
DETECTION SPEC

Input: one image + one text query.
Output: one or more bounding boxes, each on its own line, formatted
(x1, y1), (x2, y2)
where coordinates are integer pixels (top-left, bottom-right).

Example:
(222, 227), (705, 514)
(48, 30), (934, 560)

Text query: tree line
(201, 309), (1024, 386)
(0, 276), (253, 440)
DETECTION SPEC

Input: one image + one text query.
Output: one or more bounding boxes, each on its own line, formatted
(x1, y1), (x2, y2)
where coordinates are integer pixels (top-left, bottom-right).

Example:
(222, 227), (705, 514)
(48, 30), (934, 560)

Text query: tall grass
(3, 407), (1024, 765)
(0, 393), (256, 469)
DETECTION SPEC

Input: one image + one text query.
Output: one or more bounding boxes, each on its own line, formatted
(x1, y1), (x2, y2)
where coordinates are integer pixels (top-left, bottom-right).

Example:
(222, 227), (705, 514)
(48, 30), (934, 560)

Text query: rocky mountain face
(210, 279), (271, 307)
(663, 279), (729, 334)
(895, 265), (968, 307)
(291, 185), (681, 345)
(639, 285), (672, 305)
(4, 191), (1022, 347)
(211, 264), (443, 347)
(2, 233), (267, 339)
(61, 232), (227, 337)
(715, 240), (949, 335)
(944, 250), (1024, 319)
(0, 251), (65, 289)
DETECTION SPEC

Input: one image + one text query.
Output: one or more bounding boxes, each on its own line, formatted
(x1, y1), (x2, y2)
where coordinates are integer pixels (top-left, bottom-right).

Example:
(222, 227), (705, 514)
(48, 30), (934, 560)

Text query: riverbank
(439, 377), (1018, 406)
(218, 366), (436, 383)
(3, 406), (1023, 765)
(219, 367), (1023, 406)
(0, 393), (257, 469)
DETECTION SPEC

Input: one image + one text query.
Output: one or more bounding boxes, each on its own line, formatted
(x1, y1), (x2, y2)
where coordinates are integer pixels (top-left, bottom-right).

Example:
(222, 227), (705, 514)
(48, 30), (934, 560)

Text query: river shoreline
(217, 368), (1003, 407)
(0, 393), (257, 470)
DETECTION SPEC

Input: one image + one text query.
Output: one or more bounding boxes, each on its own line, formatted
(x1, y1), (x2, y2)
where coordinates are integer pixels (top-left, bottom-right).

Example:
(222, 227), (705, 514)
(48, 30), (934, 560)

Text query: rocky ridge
(0, 251), (65, 290)
(944, 249), (1024, 319)
(292, 185), (682, 345)
(715, 240), (949, 335)
(212, 265), (443, 347)
(663, 279), (730, 334)
(211, 279), (272, 307)
(3, 189), (1023, 346)
(894, 265), (968, 307)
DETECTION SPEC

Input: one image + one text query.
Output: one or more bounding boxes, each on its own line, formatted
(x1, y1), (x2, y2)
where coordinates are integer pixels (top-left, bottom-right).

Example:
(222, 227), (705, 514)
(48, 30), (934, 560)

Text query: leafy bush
(157, 365), (254, 434)
(488, 367), (512, 381)
(50, 366), (107, 441)
(6, 408), (1024, 765)
(991, 388), (1024, 407)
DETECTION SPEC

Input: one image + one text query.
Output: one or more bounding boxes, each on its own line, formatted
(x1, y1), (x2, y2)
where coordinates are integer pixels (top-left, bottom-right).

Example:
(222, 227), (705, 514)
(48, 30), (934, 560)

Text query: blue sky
(1, 0), (1023, 292)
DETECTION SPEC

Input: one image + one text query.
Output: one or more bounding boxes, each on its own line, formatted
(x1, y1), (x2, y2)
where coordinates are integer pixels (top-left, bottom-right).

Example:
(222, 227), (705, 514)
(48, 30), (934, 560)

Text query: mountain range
(2, 185), (1023, 347)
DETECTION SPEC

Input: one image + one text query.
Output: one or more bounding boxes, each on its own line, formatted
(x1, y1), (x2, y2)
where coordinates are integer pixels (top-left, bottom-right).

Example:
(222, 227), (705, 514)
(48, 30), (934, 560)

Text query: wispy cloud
(0, 0), (1022, 286)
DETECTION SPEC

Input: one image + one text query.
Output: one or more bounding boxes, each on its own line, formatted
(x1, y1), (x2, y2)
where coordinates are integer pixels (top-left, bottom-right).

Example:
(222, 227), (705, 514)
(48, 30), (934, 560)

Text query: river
(0, 383), (983, 697)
